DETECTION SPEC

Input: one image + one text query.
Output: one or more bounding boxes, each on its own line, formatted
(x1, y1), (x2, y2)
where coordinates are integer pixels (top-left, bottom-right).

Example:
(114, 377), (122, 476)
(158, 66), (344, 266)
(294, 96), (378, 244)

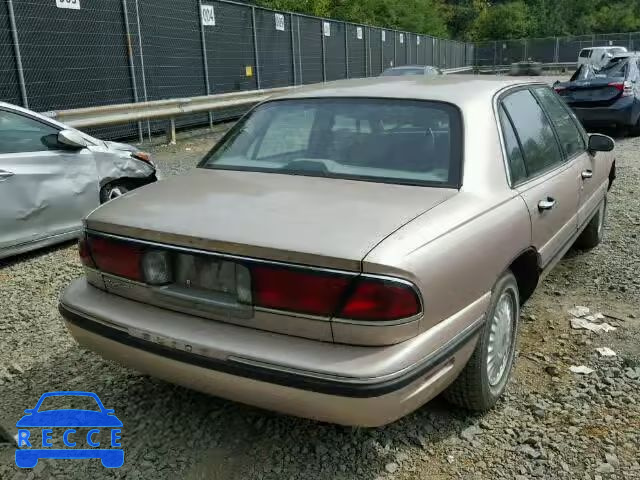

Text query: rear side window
(579, 49), (590, 58)
(501, 90), (563, 177)
(533, 87), (585, 158)
(498, 106), (527, 184)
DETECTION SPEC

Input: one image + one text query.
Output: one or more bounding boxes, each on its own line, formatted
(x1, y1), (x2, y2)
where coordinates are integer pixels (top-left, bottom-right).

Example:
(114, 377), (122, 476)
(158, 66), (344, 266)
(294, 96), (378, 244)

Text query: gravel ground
(0, 128), (638, 480)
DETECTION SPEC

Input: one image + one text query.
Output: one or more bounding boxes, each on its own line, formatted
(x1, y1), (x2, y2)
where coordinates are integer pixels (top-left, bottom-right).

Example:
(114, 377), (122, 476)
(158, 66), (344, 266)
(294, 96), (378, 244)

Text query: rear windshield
(579, 49), (591, 58)
(381, 68), (425, 76)
(200, 98), (462, 187)
(600, 58), (628, 78)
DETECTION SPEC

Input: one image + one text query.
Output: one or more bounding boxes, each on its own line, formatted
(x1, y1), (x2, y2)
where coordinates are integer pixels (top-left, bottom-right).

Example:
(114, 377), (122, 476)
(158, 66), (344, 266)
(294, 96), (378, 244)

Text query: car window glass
(255, 108), (315, 159)
(579, 49), (590, 58)
(0, 110), (59, 154)
(38, 395), (101, 412)
(533, 87), (585, 158)
(331, 114), (372, 133)
(600, 59), (628, 78)
(502, 90), (563, 177)
(498, 106), (527, 184)
(201, 98), (462, 187)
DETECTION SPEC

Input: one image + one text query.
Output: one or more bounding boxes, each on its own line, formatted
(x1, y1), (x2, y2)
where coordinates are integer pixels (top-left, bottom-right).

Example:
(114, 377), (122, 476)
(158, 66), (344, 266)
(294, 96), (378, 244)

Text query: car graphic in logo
(15, 391), (123, 468)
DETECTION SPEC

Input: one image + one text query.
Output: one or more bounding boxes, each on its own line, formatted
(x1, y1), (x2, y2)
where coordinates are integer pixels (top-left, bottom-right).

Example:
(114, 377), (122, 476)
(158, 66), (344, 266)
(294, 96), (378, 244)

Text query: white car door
(0, 108), (100, 254)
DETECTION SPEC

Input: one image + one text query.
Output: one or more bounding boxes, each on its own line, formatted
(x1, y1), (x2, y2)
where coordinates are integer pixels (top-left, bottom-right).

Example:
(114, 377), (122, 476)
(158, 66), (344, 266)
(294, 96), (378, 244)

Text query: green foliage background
(256, 0), (640, 40)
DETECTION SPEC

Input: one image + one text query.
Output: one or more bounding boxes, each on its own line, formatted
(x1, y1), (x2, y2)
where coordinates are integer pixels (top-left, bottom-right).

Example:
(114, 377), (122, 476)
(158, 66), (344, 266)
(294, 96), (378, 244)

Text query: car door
(499, 88), (579, 269)
(531, 86), (604, 229)
(0, 108), (100, 252)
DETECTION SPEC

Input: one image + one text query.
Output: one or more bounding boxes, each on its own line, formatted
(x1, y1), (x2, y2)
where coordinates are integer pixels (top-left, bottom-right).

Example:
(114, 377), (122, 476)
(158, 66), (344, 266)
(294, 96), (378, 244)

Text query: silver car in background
(0, 102), (158, 260)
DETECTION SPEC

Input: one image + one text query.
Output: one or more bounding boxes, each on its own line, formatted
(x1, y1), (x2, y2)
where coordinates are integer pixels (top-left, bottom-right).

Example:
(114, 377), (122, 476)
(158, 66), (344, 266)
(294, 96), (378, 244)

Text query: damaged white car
(0, 102), (158, 260)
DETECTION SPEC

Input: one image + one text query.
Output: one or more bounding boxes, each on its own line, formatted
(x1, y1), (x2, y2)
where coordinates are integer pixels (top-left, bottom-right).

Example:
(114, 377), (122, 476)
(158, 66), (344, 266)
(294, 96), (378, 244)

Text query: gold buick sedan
(59, 76), (615, 426)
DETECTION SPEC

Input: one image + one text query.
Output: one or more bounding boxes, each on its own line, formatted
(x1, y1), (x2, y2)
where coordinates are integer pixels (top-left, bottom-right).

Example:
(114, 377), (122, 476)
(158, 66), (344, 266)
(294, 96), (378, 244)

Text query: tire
(628, 117), (640, 137)
(100, 182), (130, 203)
(575, 196), (607, 250)
(443, 271), (520, 411)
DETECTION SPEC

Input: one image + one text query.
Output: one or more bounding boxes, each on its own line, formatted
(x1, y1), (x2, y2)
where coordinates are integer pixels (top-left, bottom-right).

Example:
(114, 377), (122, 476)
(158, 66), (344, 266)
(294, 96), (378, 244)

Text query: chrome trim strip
(85, 229), (360, 277)
(230, 315), (485, 384)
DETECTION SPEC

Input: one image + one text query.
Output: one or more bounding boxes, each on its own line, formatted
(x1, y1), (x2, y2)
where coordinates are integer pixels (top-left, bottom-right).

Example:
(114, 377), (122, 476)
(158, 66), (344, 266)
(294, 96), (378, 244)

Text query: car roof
(273, 75), (547, 106)
(611, 51), (640, 58)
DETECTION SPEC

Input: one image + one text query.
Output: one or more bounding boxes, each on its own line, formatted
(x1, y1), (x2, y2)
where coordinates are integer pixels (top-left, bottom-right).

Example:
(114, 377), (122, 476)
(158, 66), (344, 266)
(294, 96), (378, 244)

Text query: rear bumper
(571, 97), (638, 128)
(59, 279), (484, 426)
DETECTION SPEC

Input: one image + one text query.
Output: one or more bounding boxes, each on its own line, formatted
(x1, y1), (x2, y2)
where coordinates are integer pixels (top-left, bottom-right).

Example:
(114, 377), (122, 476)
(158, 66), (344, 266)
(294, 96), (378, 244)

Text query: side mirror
(58, 129), (88, 149)
(588, 133), (614, 153)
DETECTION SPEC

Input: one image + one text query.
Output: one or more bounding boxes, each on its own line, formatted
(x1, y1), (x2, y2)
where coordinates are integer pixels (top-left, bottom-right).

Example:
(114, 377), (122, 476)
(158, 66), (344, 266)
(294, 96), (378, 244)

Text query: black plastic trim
(59, 303), (482, 398)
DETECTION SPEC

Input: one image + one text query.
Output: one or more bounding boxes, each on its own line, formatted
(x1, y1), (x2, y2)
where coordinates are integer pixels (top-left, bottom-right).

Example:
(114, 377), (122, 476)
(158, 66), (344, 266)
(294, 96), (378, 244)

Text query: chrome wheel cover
(487, 290), (515, 386)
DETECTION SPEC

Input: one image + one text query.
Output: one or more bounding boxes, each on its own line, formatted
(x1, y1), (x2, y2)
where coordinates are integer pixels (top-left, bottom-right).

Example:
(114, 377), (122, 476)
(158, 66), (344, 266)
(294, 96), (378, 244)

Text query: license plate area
(174, 253), (239, 295)
(150, 252), (253, 319)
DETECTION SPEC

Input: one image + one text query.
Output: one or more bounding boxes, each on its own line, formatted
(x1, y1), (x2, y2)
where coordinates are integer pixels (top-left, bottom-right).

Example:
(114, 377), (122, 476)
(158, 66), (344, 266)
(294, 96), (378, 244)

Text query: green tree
(470, 1), (531, 40)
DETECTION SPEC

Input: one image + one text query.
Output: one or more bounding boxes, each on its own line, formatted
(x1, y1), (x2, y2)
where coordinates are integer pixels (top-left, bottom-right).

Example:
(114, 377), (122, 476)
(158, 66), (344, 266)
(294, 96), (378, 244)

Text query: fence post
(251, 7), (262, 89)
(133, 0), (150, 139)
(121, 0), (143, 143)
(493, 41), (497, 73)
(554, 37), (559, 64)
(321, 21), (326, 82)
(297, 16), (302, 85)
(344, 23), (349, 79)
(197, 0), (213, 129)
(381, 30), (384, 70)
(393, 31), (397, 66)
(290, 13), (297, 85)
(629, 31), (633, 50)
(365, 27), (369, 77)
(523, 38), (527, 61)
(6, 0), (28, 109)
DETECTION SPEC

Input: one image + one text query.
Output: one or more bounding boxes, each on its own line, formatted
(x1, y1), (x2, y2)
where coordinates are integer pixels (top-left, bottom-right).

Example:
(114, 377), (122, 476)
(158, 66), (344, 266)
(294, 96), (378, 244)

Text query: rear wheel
(628, 116), (640, 137)
(576, 196), (607, 250)
(443, 271), (520, 411)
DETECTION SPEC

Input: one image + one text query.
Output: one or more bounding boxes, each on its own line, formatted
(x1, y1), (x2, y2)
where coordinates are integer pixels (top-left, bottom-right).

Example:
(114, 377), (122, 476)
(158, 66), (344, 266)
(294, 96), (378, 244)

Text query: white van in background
(578, 46), (628, 69)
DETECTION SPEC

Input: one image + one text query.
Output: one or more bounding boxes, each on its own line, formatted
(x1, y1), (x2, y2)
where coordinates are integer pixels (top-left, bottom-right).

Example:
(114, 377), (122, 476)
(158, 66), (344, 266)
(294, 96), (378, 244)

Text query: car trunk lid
(86, 168), (457, 271)
(556, 77), (625, 106)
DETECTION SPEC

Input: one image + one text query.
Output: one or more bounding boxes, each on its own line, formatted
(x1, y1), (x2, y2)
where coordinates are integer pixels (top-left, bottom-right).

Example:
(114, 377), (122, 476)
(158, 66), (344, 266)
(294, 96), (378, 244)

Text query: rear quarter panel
(363, 191), (532, 333)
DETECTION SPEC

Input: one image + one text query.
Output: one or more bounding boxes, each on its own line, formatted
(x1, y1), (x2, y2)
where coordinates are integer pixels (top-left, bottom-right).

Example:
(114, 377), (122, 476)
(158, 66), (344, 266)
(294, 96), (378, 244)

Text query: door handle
(581, 169), (593, 179)
(0, 170), (15, 181)
(538, 197), (556, 212)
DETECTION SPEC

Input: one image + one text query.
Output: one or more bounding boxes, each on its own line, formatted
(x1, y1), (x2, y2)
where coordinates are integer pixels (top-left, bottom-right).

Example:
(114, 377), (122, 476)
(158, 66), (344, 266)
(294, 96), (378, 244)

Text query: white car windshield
(200, 98), (462, 187)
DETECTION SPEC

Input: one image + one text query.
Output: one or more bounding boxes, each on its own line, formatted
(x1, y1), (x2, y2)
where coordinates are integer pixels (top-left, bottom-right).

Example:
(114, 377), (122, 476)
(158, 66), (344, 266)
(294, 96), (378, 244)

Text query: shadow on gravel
(0, 345), (480, 480)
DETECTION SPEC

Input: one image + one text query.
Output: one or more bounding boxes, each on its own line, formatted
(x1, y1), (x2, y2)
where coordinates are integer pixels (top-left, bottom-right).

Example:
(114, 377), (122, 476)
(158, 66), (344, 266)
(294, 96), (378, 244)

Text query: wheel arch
(507, 248), (540, 306)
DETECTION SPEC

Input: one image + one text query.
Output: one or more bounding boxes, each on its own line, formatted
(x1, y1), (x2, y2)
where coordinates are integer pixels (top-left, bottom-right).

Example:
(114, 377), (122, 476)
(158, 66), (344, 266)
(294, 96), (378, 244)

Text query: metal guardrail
(41, 66), (475, 144)
(476, 62), (577, 74)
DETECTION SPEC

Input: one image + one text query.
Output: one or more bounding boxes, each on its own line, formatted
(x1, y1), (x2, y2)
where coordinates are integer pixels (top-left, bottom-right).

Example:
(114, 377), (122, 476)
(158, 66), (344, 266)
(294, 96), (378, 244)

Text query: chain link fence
(1, 0), (473, 141)
(475, 32), (640, 68)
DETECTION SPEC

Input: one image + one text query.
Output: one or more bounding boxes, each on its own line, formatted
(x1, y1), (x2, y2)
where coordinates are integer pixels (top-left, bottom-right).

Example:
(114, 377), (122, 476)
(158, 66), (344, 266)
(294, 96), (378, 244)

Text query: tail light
(81, 234), (422, 322)
(609, 81), (633, 96)
(131, 151), (154, 165)
(251, 265), (421, 321)
(78, 235), (95, 268)
(338, 277), (421, 321)
(88, 236), (144, 282)
(554, 86), (567, 95)
(251, 265), (352, 316)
